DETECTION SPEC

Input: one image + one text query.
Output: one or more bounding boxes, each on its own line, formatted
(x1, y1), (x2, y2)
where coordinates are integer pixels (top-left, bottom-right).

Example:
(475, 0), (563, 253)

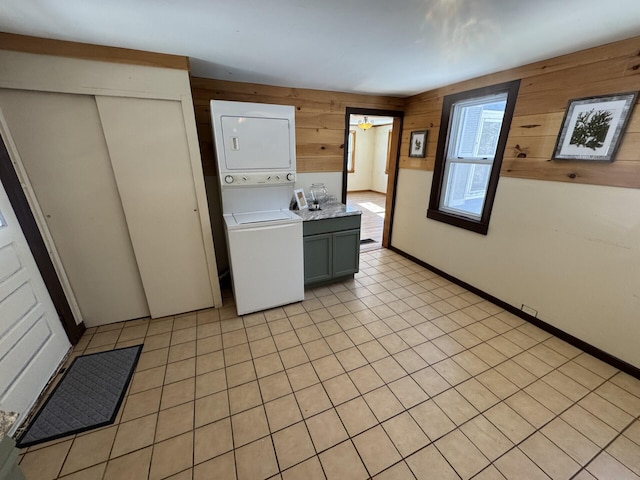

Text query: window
(427, 80), (520, 234)
(347, 130), (356, 173)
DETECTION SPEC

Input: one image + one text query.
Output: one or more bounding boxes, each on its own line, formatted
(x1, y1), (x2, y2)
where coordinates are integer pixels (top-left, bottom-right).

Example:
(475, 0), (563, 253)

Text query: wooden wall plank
(501, 158), (640, 189)
(190, 77), (404, 174)
(509, 113), (564, 137)
(515, 76), (640, 116)
(400, 35), (640, 189)
(506, 133), (640, 163)
(521, 56), (631, 95)
(0, 32), (189, 70)
(402, 113), (441, 130)
(400, 157), (435, 171)
(297, 156), (344, 172)
(190, 78), (405, 109)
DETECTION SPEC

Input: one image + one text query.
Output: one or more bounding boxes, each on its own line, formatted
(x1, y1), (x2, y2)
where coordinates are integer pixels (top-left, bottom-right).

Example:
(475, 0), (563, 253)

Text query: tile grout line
(222, 319), (243, 479)
(21, 248), (640, 480)
(309, 262), (629, 478)
(301, 252), (638, 479)
(569, 410), (640, 480)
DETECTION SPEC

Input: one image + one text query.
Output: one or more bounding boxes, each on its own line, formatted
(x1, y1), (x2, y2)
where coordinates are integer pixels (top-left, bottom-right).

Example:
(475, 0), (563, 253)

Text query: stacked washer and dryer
(210, 100), (304, 315)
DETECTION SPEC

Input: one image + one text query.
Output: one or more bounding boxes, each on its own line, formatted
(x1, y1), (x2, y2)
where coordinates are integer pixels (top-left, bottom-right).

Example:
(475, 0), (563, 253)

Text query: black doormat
(360, 238), (376, 244)
(16, 344), (142, 448)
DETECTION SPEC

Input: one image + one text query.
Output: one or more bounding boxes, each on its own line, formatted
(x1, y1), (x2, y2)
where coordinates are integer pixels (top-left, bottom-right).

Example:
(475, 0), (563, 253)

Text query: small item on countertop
(309, 183), (328, 205)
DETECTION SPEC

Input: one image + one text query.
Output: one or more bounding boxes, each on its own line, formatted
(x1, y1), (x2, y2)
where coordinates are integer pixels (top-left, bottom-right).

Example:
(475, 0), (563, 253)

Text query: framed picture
(409, 130), (427, 158)
(553, 92), (638, 161)
(293, 188), (308, 210)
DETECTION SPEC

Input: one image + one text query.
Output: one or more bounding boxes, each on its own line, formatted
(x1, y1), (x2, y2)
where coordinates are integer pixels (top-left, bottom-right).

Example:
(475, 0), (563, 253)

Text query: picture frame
(293, 188), (308, 210)
(409, 130), (427, 158)
(553, 91), (638, 161)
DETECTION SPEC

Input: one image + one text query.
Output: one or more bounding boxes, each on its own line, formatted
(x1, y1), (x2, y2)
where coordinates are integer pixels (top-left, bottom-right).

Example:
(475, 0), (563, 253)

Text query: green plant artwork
(569, 108), (613, 150)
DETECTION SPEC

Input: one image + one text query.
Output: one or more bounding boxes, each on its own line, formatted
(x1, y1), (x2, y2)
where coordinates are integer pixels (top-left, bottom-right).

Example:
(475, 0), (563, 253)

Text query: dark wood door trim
(0, 133), (85, 344)
(343, 107), (404, 248)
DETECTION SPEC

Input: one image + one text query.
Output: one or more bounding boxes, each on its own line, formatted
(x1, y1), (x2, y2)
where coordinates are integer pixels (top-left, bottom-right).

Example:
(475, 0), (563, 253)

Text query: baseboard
(389, 246), (640, 380)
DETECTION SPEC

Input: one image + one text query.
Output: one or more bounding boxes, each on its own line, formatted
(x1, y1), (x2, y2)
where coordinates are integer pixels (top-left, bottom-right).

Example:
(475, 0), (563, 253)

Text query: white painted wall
(347, 128), (375, 191)
(371, 125), (391, 193)
(391, 170), (640, 368)
(347, 126), (390, 193)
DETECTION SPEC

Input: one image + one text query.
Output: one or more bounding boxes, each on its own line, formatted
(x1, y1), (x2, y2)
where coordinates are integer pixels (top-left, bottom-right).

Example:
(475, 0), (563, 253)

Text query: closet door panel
(0, 89), (150, 326)
(96, 96), (214, 318)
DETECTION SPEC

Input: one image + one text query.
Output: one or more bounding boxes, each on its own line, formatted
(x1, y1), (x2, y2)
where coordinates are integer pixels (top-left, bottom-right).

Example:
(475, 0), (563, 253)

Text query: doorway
(342, 108), (403, 252)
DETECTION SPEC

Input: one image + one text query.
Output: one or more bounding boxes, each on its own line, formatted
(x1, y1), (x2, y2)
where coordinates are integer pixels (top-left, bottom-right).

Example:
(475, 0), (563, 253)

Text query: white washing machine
(211, 100), (304, 315)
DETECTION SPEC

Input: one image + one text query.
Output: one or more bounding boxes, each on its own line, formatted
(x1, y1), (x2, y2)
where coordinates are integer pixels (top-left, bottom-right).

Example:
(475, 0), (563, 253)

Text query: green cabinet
(303, 215), (361, 287)
(304, 233), (332, 284)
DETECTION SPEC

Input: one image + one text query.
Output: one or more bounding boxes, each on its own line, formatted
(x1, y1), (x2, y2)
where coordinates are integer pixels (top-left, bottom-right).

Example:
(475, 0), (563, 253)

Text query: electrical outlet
(521, 304), (538, 317)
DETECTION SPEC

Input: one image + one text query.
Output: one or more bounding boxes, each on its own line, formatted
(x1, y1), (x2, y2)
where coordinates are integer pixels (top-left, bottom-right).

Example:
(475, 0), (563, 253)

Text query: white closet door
(96, 96), (214, 318)
(0, 90), (150, 326)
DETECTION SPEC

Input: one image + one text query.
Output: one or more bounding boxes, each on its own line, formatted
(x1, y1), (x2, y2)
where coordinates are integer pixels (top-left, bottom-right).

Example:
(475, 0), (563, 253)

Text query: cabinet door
(333, 229), (360, 277)
(304, 233), (332, 285)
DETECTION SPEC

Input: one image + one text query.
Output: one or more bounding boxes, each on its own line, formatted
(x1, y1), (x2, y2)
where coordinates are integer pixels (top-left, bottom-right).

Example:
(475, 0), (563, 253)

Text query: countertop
(294, 202), (361, 221)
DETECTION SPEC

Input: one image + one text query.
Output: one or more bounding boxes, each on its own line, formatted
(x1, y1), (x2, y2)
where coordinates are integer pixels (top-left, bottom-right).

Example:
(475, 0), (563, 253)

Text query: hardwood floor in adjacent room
(346, 190), (386, 253)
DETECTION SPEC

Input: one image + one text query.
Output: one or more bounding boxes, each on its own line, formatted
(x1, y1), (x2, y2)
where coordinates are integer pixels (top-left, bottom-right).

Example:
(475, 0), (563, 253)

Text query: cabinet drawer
(303, 215), (361, 236)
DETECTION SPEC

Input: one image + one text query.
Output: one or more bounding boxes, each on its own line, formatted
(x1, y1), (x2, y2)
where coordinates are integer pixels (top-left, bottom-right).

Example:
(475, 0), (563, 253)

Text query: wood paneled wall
(401, 36), (640, 189)
(190, 78), (404, 175)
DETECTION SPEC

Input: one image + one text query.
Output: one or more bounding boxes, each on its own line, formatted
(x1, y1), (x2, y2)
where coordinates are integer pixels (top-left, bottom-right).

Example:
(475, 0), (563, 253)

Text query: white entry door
(0, 177), (70, 433)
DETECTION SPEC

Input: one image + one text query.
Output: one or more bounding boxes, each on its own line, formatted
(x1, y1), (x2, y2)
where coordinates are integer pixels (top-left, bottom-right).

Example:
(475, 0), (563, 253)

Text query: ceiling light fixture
(357, 116), (373, 130)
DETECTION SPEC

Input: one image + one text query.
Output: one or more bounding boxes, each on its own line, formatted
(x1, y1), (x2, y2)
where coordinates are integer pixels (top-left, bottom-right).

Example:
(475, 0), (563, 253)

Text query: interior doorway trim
(0, 124), (84, 344)
(343, 107), (404, 248)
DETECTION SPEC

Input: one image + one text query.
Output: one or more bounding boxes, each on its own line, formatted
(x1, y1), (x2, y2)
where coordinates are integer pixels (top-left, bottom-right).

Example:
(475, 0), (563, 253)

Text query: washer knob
(286, 173), (295, 181)
(224, 175), (234, 184)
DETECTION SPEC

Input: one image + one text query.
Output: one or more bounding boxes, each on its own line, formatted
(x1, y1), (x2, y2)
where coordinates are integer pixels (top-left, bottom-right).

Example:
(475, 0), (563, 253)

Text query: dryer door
(220, 115), (293, 171)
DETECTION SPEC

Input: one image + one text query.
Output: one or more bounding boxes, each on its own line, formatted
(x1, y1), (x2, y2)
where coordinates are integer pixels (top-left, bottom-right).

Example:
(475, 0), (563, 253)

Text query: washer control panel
(221, 171), (296, 187)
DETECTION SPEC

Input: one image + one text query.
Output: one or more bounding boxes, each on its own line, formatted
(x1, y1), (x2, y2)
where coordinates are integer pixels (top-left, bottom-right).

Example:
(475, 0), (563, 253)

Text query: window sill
(426, 209), (489, 235)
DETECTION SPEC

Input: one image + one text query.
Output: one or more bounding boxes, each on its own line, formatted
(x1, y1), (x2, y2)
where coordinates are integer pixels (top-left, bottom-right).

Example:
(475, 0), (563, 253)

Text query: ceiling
(1, 0), (639, 97)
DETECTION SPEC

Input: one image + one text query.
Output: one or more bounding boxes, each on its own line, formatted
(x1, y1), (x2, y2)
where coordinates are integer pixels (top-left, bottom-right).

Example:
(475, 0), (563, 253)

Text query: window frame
(427, 80), (520, 235)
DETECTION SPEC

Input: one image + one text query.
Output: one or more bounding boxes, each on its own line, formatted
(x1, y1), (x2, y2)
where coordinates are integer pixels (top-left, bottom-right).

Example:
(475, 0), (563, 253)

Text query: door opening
(343, 108), (403, 252)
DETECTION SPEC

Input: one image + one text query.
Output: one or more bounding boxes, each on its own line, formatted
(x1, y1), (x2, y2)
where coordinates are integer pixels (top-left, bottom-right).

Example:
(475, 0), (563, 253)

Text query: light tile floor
(346, 190), (385, 253)
(18, 249), (640, 480)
